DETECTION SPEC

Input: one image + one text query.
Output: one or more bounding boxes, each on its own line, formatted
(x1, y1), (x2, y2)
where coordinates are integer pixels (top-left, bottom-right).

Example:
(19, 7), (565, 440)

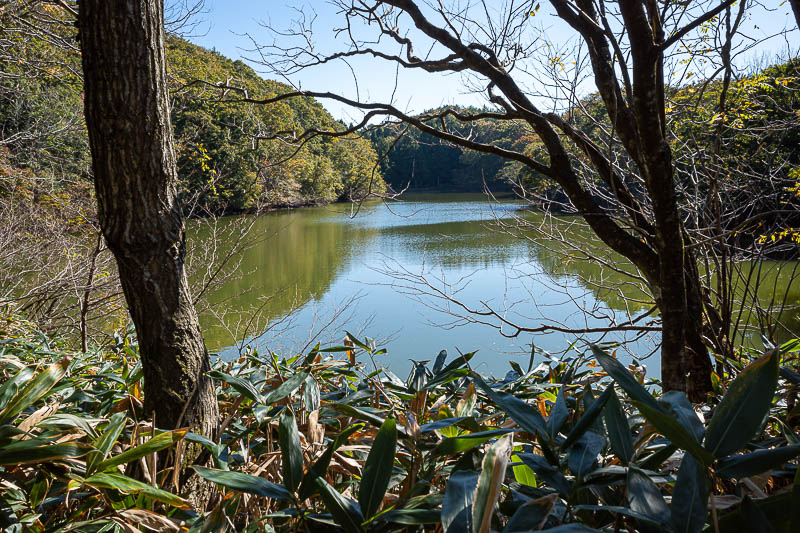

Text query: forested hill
(370, 60), (800, 215)
(166, 38), (385, 211)
(367, 108), (529, 192)
(0, 23), (385, 214)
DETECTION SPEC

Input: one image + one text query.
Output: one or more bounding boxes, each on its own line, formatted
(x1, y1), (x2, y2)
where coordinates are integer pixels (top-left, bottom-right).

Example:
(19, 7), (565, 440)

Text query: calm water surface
(188, 194), (799, 378)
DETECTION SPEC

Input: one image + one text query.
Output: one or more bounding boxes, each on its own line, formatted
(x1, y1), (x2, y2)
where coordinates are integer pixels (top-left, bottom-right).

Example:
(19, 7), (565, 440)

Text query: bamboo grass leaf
(633, 400), (714, 466)
(473, 433), (513, 533)
(442, 470), (479, 533)
(516, 452), (571, 496)
(547, 386), (568, 439)
(0, 439), (90, 465)
(314, 477), (364, 533)
(192, 466), (291, 500)
(716, 444), (800, 479)
(626, 466), (671, 531)
(567, 431), (605, 478)
(0, 367), (34, 412)
(591, 347), (661, 413)
(359, 417), (397, 519)
(207, 370), (261, 403)
(472, 372), (548, 439)
(0, 358), (68, 423)
(705, 348), (780, 458)
(263, 371), (309, 404)
(85, 472), (189, 509)
(434, 429), (515, 456)
(297, 423), (364, 500)
(562, 385), (612, 450)
(671, 454), (709, 533)
(603, 389), (634, 464)
(279, 409), (303, 493)
(96, 429), (187, 473)
(86, 412), (126, 475)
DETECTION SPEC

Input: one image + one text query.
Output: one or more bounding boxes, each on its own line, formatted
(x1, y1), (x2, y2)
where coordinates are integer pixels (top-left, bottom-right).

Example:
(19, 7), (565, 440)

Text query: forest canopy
(0, 18), (385, 215)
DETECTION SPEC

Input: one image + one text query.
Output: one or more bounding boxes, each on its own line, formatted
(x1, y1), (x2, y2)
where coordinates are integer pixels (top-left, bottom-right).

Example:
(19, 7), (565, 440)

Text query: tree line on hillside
(367, 107), (525, 192)
(0, 11), (385, 216)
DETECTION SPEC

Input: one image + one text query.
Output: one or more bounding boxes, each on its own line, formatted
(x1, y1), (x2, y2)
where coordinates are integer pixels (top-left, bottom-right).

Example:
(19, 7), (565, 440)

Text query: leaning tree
(218, 0), (798, 400)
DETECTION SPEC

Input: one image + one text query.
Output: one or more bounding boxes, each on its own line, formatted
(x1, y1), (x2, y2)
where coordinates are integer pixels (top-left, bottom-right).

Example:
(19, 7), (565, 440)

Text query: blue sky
(185, 1), (799, 121)
(186, 0), (495, 120)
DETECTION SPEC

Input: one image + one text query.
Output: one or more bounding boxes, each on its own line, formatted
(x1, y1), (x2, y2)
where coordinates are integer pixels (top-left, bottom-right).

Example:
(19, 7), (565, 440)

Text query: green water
(188, 194), (800, 377)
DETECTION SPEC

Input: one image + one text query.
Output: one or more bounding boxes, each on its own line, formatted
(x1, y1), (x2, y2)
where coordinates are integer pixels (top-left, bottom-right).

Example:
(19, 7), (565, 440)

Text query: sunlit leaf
(207, 370), (261, 402)
(0, 439), (90, 465)
(434, 429), (515, 456)
(85, 472), (189, 509)
(473, 433), (513, 533)
(262, 371), (309, 404)
(96, 429), (187, 472)
(0, 358), (68, 423)
(192, 466), (291, 500)
(86, 412), (126, 475)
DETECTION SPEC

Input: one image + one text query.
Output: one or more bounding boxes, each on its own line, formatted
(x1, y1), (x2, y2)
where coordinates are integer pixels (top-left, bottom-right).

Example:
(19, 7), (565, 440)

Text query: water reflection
(188, 194), (798, 376)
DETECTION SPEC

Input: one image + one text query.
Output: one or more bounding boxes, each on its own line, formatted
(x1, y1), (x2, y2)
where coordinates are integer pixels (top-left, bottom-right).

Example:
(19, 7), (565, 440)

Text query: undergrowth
(1, 311), (799, 532)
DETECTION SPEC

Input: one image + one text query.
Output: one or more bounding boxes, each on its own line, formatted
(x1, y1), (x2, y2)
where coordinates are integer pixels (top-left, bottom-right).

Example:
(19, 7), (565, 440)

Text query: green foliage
(189, 336), (800, 533)
(0, 319), (193, 531)
(168, 37), (386, 211)
(0, 8), (385, 215)
(5, 309), (800, 532)
(367, 107), (543, 193)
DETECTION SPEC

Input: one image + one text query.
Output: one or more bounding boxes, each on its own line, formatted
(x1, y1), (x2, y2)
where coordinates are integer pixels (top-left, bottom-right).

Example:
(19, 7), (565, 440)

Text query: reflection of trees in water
(724, 261), (800, 347)
(189, 203), (799, 354)
(486, 212), (655, 318)
(379, 217), (652, 318)
(379, 220), (525, 269)
(188, 209), (376, 350)
(511, 213), (800, 347)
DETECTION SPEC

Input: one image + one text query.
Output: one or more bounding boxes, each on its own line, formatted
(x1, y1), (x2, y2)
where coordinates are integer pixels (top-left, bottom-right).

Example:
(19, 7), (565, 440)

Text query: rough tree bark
(78, 0), (218, 438)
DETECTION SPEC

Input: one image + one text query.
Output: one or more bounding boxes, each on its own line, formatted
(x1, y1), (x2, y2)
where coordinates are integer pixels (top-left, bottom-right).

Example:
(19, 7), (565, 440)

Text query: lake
(189, 193), (799, 379)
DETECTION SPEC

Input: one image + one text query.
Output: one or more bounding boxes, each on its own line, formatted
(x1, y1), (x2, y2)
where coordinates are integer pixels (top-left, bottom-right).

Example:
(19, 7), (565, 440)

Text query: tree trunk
(78, 0), (218, 438)
(791, 0), (800, 32)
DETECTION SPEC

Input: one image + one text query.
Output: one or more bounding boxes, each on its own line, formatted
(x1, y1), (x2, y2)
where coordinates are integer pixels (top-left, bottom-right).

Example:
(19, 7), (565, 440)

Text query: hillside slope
(0, 13), (384, 214)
